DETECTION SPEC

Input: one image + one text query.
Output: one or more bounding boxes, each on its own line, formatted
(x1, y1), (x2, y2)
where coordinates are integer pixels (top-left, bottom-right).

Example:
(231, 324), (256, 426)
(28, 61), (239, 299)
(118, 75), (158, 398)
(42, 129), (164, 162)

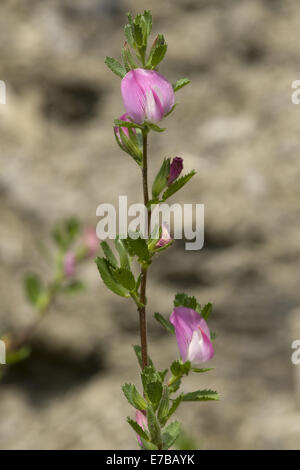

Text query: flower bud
(114, 112), (142, 163)
(135, 410), (147, 447)
(64, 251), (76, 278)
(170, 307), (214, 364)
(155, 223), (172, 248)
(121, 69), (175, 124)
(168, 157), (183, 185)
(83, 227), (99, 257)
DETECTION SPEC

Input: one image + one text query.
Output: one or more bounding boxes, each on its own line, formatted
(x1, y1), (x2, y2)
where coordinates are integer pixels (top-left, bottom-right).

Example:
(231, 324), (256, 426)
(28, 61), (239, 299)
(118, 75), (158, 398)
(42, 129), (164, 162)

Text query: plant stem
(138, 129), (150, 369)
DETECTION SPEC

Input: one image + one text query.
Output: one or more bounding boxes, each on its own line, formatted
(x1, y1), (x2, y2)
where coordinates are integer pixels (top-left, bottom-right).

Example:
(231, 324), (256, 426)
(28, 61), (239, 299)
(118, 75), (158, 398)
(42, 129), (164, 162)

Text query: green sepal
(173, 78), (190, 92)
(191, 367), (214, 373)
(152, 158), (170, 199)
(148, 123), (166, 132)
(182, 389), (219, 402)
(114, 119), (143, 130)
(162, 170), (196, 200)
(122, 383), (147, 411)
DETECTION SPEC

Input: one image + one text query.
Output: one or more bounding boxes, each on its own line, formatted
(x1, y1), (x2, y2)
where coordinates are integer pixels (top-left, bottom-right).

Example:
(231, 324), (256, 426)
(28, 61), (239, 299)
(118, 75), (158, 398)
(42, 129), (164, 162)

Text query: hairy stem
(138, 129), (150, 369)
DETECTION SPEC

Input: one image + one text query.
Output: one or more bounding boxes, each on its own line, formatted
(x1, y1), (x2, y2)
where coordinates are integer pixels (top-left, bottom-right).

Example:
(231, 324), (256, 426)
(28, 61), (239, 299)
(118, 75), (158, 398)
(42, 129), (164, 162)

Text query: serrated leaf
(167, 394), (183, 420)
(147, 381), (163, 409)
(170, 360), (182, 377)
(173, 78), (190, 92)
(174, 293), (198, 310)
(112, 267), (135, 291)
(168, 378), (181, 394)
(162, 421), (181, 450)
(105, 57), (126, 79)
(162, 171), (196, 200)
(147, 406), (162, 447)
(133, 345), (154, 369)
(127, 417), (149, 442)
(127, 235), (150, 262)
(101, 241), (118, 268)
(157, 385), (169, 426)
(124, 24), (135, 48)
(95, 257), (129, 297)
(200, 302), (212, 321)
(122, 42), (138, 70)
(182, 389), (219, 402)
(24, 273), (43, 306)
(154, 312), (175, 335)
(122, 383), (147, 411)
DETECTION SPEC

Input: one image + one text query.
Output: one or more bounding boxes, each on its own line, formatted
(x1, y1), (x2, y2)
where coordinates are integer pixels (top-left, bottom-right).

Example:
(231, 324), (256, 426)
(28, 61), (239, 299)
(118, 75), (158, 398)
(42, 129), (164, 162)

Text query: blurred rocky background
(0, 0), (300, 449)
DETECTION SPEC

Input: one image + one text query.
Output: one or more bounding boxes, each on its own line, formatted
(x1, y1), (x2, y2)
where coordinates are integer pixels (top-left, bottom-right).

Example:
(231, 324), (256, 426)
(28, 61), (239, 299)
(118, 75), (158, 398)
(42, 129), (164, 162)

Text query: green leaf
(63, 280), (85, 294)
(157, 385), (169, 426)
(101, 241), (118, 268)
(114, 237), (131, 269)
(174, 293), (199, 310)
(141, 366), (163, 406)
(162, 170), (196, 200)
(133, 345), (154, 369)
(24, 273), (43, 306)
(200, 302), (213, 321)
(127, 417), (149, 442)
(167, 394), (183, 420)
(122, 42), (138, 70)
(6, 346), (31, 365)
(95, 257), (129, 297)
(112, 267), (135, 291)
(168, 378), (181, 394)
(154, 312), (175, 335)
(143, 10), (152, 37)
(124, 24), (135, 48)
(127, 235), (150, 262)
(162, 421), (181, 450)
(122, 383), (147, 411)
(147, 406), (162, 448)
(170, 360), (182, 377)
(152, 158), (170, 199)
(173, 78), (190, 92)
(105, 57), (126, 79)
(182, 389), (219, 402)
(146, 34), (167, 68)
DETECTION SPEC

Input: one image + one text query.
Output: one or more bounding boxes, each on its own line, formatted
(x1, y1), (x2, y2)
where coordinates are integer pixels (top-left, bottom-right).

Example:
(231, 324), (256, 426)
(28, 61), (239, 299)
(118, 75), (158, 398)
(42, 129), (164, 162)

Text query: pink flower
(168, 157), (183, 185)
(114, 112), (135, 144)
(64, 251), (76, 278)
(155, 223), (172, 248)
(121, 69), (175, 124)
(170, 307), (214, 364)
(135, 410), (147, 447)
(83, 227), (99, 257)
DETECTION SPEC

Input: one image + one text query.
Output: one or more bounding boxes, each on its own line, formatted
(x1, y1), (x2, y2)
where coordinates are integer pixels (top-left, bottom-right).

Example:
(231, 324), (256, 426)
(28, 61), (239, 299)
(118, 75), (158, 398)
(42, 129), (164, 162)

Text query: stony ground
(0, 0), (300, 449)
